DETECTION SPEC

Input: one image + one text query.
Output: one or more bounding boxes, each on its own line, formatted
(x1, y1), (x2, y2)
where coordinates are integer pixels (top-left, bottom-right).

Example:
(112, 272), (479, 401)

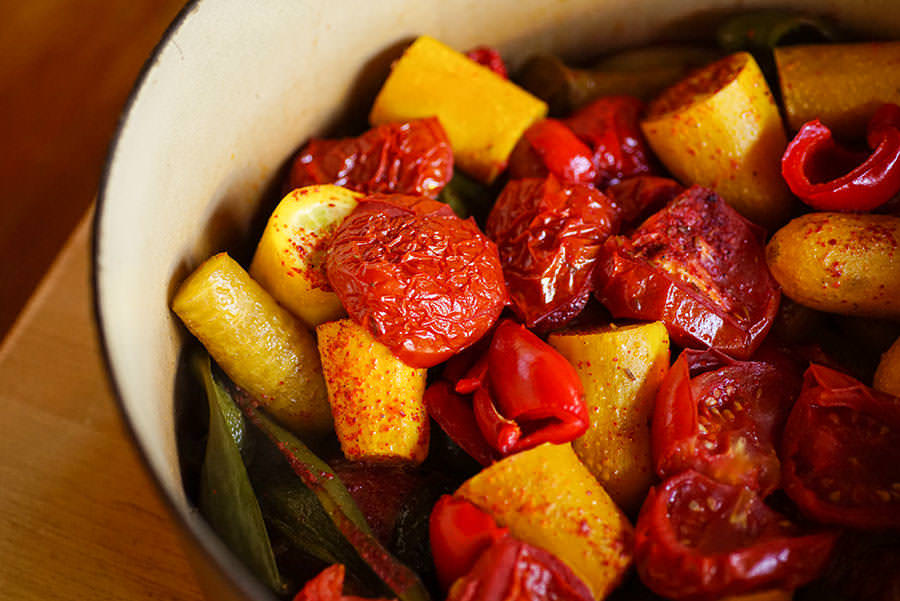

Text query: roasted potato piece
(776, 42), (900, 139)
(766, 213), (900, 319)
(641, 52), (792, 228)
(456, 443), (633, 600)
(875, 336), (900, 397)
(548, 322), (669, 514)
(250, 185), (360, 328)
(316, 319), (428, 465)
(172, 253), (331, 437)
(370, 35), (547, 184)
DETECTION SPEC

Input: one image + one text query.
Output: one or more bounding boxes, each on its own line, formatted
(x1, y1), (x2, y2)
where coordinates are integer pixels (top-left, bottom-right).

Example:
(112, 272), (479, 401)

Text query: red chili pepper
(464, 46), (508, 78)
(424, 381), (500, 467)
(429, 495), (510, 591)
(781, 103), (900, 212)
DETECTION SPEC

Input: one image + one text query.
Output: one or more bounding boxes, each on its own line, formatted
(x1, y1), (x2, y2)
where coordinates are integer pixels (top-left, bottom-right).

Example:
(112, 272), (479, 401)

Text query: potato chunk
(766, 213), (900, 319)
(250, 185), (360, 328)
(548, 322), (669, 514)
(456, 443), (633, 600)
(172, 253), (331, 437)
(641, 52), (792, 228)
(316, 319), (428, 465)
(370, 35), (547, 184)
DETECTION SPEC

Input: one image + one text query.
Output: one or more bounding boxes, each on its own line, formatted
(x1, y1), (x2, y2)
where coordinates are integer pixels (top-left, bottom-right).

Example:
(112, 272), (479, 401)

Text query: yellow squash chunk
(875, 336), (900, 397)
(776, 42), (900, 139)
(250, 185), (360, 328)
(548, 322), (669, 514)
(641, 52), (792, 228)
(172, 253), (331, 437)
(766, 213), (900, 319)
(369, 35), (547, 184)
(456, 443), (633, 600)
(316, 319), (428, 465)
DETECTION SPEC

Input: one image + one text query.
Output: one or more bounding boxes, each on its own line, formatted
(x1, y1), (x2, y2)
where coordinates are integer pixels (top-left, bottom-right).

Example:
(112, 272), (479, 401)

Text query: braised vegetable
(781, 103), (900, 212)
(781, 364), (900, 529)
(641, 52), (792, 228)
(456, 443), (633, 601)
(316, 319), (429, 465)
(547, 322), (669, 514)
(717, 10), (838, 53)
(766, 212), (900, 318)
(172, 253), (331, 437)
(507, 119), (596, 185)
(775, 41), (900, 138)
(436, 173), (494, 222)
(370, 36), (547, 183)
(250, 185), (360, 327)
(325, 194), (505, 368)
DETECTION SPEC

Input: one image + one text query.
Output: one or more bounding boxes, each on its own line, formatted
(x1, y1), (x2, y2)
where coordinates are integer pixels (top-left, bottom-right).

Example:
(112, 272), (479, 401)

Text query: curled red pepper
(781, 103), (900, 212)
(508, 120), (597, 185)
(293, 564), (392, 601)
(429, 495), (510, 591)
(425, 319), (588, 460)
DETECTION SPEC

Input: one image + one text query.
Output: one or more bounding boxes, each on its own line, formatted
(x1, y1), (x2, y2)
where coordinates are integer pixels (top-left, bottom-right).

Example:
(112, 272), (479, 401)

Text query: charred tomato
(605, 176), (683, 231)
(595, 186), (779, 359)
(487, 176), (618, 331)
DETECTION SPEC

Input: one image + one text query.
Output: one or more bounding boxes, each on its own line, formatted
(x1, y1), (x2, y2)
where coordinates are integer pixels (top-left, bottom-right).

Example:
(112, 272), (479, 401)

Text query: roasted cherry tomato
(565, 96), (655, 187)
(429, 495), (510, 591)
(508, 120), (597, 185)
(326, 194), (506, 368)
(287, 117), (453, 197)
(605, 175), (683, 231)
(447, 537), (594, 601)
(635, 471), (836, 601)
(465, 46), (508, 78)
(486, 176), (618, 330)
(652, 354), (799, 496)
(595, 186), (780, 359)
(781, 103), (900, 212)
(781, 364), (900, 529)
(294, 564), (391, 601)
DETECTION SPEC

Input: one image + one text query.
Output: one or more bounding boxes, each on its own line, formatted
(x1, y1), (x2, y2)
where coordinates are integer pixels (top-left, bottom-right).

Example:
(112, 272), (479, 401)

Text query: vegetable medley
(172, 11), (900, 601)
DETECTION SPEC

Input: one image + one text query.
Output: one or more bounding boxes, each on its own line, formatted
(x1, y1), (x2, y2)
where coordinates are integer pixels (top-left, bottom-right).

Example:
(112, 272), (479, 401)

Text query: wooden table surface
(0, 214), (206, 600)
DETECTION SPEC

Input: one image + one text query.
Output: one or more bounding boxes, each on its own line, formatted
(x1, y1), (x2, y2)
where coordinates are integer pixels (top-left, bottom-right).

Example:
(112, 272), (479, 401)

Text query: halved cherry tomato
(565, 96), (655, 187)
(508, 120), (597, 185)
(294, 564), (392, 601)
(429, 495), (510, 591)
(652, 354), (799, 496)
(605, 175), (683, 231)
(448, 537), (594, 601)
(595, 186), (780, 359)
(781, 364), (900, 529)
(287, 117), (453, 197)
(486, 176), (617, 331)
(326, 194), (506, 368)
(635, 471), (836, 601)
(465, 46), (508, 78)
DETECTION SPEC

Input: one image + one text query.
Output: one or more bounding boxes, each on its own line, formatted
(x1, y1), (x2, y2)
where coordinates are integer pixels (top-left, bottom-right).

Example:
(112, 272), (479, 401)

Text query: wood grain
(0, 1), (186, 339)
(0, 215), (205, 600)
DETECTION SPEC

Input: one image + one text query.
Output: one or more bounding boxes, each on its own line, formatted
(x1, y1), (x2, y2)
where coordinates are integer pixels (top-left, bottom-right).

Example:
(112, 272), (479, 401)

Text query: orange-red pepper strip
(782, 103), (900, 212)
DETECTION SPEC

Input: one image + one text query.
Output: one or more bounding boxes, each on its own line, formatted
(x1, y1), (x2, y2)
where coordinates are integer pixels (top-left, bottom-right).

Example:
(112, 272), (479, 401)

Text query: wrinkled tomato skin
(606, 176), (683, 231)
(594, 186), (779, 359)
(565, 96), (655, 187)
(326, 194), (506, 368)
(487, 176), (618, 331)
(448, 537), (594, 601)
(465, 46), (508, 78)
(635, 471), (836, 601)
(508, 120), (597, 185)
(287, 117), (453, 197)
(652, 355), (799, 496)
(781, 364), (900, 529)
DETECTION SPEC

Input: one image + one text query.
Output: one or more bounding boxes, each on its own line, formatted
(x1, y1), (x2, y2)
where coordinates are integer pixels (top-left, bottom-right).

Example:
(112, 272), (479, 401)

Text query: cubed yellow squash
(641, 52), (792, 228)
(250, 185), (360, 328)
(316, 319), (428, 465)
(456, 443), (633, 600)
(875, 336), (900, 397)
(369, 35), (547, 184)
(548, 322), (669, 514)
(171, 253), (331, 438)
(776, 41), (900, 139)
